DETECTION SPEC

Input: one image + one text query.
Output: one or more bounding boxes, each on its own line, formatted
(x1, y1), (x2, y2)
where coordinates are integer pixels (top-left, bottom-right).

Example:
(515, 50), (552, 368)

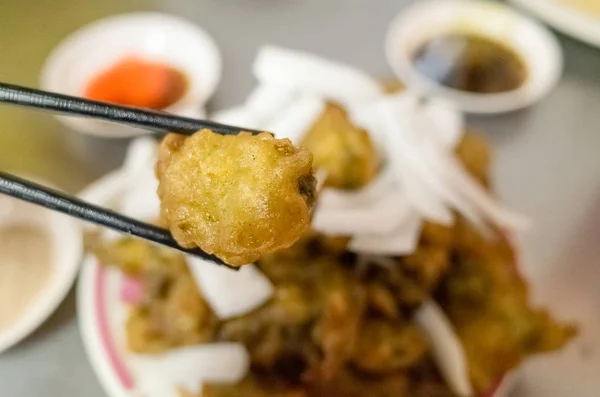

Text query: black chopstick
(0, 171), (235, 269)
(0, 82), (261, 136)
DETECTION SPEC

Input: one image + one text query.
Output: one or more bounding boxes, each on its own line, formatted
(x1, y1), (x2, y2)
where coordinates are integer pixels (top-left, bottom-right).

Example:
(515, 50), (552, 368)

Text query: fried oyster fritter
(302, 104), (379, 190)
(156, 130), (317, 266)
(437, 218), (577, 392)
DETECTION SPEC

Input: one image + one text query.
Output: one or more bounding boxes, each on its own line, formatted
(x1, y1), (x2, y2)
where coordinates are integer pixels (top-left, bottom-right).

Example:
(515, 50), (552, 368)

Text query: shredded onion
(132, 343), (249, 397)
(244, 84), (296, 125)
(211, 106), (263, 130)
(443, 154), (531, 233)
(416, 103), (530, 233)
(421, 98), (464, 150)
(349, 211), (422, 255)
(314, 191), (413, 236)
(264, 93), (325, 144)
(399, 164), (455, 226)
(123, 137), (158, 175)
(120, 138), (161, 221)
(377, 95), (455, 224)
(317, 167), (396, 210)
(187, 258), (274, 319)
(120, 168), (160, 221)
(414, 300), (473, 397)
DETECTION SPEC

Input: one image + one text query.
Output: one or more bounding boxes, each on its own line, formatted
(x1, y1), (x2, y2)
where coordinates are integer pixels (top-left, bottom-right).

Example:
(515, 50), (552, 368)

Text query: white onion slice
(398, 159), (454, 226)
(264, 93), (325, 144)
(349, 101), (453, 224)
(132, 343), (249, 397)
(120, 137), (161, 221)
(414, 300), (473, 397)
(87, 138), (160, 239)
(421, 98), (464, 150)
(349, 211), (422, 255)
(385, 95), (490, 228)
(187, 258), (274, 319)
(120, 169), (160, 221)
(416, 112), (529, 233)
(410, 116), (490, 232)
(211, 106), (263, 131)
(254, 45), (382, 105)
(377, 95), (454, 224)
(123, 137), (158, 175)
(244, 84), (296, 125)
(313, 191), (413, 236)
(317, 167), (396, 210)
(444, 154), (531, 233)
(346, 100), (389, 158)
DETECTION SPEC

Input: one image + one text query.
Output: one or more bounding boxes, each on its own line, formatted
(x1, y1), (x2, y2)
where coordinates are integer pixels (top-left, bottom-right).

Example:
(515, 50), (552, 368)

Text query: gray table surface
(1, 0), (600, 396)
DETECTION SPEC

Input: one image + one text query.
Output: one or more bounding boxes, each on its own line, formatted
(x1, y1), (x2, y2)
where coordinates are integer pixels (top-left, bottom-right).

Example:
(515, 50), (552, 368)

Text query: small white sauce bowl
(0, 180), (83, 355)
(385, 0), (563, 114)
(40, 12), (222, 138)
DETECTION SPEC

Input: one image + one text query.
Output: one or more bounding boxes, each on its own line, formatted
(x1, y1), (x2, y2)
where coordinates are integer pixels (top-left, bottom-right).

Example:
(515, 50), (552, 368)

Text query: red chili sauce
(84, 57), (188, 109)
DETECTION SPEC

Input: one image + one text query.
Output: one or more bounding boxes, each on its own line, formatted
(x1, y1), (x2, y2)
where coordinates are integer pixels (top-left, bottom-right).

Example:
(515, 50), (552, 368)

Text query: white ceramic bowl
(40, 12), (221, 138)
(0, 181), (83, 354)
(385, 0), (563, 114)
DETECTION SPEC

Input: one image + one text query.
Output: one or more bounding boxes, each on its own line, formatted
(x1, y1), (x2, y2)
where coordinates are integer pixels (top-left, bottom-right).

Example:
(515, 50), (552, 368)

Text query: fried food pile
(156, 130), (317, 266)
(98, 107), (575, 396)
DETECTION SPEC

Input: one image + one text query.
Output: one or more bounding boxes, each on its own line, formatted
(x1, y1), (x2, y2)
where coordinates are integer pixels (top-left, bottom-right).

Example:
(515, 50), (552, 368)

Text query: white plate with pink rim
(75, 156), (513, 397)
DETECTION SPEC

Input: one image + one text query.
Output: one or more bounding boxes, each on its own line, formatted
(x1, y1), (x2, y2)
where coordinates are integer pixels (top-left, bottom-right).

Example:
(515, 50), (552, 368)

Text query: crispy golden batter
(308, 268), (366, 382)
(351, 319), (428, 374)
(156, 130), (316, 266)
(438, 218), (577, 392)
(302, 104), (379, 189)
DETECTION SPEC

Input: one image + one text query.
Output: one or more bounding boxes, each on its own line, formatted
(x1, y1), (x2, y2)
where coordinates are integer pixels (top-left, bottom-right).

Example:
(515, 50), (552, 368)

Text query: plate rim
(77, 169), (135, 397)
(510, 0), (600, 48)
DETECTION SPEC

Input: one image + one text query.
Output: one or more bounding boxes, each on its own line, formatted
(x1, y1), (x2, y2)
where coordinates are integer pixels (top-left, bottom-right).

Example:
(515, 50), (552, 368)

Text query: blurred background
(0, 0), (599, 396)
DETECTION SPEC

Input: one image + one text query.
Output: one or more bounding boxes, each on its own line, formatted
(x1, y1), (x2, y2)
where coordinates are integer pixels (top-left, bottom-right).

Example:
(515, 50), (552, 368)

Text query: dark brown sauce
(412, 34), (527, 94)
